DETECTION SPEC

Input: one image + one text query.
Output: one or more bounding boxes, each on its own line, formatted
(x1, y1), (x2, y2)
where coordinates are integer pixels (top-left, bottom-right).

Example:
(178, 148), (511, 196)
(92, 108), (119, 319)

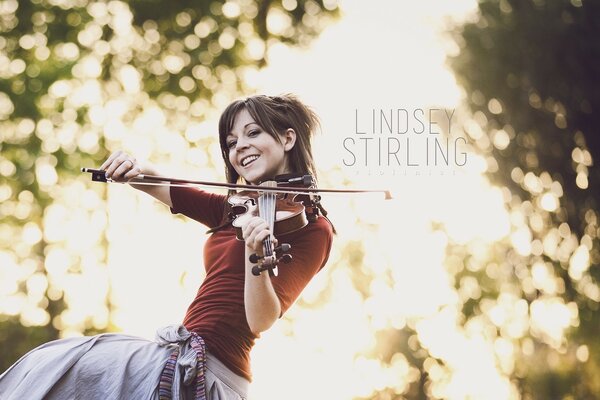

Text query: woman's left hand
(241, 216), (276, 257)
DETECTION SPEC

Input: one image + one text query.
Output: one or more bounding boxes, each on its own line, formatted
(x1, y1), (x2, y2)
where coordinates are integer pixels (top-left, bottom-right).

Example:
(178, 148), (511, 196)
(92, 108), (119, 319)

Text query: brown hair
(207, 94), (335, 234)
(218, 94), (320, 184)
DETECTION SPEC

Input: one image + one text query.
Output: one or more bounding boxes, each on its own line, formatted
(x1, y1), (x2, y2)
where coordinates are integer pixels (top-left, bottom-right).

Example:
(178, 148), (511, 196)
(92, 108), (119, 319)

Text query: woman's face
(226, 108), (296, 184)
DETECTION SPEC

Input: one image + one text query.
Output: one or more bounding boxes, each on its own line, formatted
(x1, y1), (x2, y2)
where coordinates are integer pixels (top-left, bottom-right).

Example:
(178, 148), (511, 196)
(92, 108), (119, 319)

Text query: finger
(123, 164), (142, 181)
(242, 218), (268, 241)
(112, 159), (134, 181)
(244, 226), (266, 246)
(107, 155), (135, 180)
(254, 229), (271, 244)
(249, 228), (272, 256)
(105, 154), (128, 179)
(99, 152), (116, 171)
(253, 224), (273, 243)
(241, 216), (264, 235)
(100, 151), (122, 171)
(244, 221), (269, 249)
(106, 151), (135, 178)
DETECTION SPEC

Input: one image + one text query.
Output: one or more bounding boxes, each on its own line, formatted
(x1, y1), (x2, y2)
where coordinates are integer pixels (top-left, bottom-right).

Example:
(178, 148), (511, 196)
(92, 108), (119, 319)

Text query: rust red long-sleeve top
(169, 185), (333, 381)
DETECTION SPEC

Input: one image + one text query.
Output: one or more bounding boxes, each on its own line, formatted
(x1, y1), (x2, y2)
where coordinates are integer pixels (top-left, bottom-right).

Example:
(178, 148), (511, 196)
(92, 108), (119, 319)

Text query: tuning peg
(274, 243), (291, 253)
(278, 254), (292, 264)
(252, 264), (278, 277)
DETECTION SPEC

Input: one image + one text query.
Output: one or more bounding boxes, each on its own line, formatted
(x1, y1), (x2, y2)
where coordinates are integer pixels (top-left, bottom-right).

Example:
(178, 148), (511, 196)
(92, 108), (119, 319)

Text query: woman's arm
(241, 216), (333, 334)
(241, 217), (281, 335)
(100, 150), (172, 207)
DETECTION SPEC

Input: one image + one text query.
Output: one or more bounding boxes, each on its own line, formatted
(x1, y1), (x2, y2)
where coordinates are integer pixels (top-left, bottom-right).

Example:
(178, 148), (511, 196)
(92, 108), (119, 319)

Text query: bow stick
(81, 168), (392, 200)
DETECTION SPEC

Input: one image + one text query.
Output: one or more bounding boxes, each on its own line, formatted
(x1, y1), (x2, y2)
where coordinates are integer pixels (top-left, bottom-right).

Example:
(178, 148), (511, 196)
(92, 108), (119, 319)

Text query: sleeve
(269, 217), (334, 317)
(169, 185), (227, 229)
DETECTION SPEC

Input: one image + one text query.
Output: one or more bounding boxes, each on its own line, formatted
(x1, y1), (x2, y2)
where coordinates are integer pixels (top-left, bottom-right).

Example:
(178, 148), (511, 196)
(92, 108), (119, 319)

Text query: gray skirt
(0, 325), (249, 400)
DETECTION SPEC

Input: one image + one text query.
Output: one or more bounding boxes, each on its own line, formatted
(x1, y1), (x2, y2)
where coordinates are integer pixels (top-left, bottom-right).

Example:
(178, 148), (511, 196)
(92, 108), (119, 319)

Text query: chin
(239, 170), (264, 185)
(238, 165), (280, 185)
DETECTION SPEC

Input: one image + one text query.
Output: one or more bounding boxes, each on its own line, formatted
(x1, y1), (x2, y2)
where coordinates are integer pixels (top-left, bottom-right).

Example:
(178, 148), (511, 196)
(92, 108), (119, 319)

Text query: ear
(282, 128), (297, 152)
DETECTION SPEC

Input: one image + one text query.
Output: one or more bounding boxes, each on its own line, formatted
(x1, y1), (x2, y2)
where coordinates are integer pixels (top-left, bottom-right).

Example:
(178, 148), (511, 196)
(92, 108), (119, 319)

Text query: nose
(234, 136), (250, 151)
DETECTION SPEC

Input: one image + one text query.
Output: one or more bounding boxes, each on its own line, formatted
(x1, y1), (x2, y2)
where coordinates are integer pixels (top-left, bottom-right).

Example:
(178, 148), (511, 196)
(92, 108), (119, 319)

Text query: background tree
(349, 1), (600, 398)
(0, 0), (338, 371)
(446, 0), (599, 398)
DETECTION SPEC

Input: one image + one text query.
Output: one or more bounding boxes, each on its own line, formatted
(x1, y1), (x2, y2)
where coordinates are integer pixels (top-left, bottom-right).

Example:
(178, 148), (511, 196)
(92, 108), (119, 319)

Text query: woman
(0, 94), (334, 399)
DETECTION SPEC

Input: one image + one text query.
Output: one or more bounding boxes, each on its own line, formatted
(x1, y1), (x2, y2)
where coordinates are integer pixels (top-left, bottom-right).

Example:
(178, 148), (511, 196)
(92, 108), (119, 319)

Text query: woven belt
(158, 332), (207, 400)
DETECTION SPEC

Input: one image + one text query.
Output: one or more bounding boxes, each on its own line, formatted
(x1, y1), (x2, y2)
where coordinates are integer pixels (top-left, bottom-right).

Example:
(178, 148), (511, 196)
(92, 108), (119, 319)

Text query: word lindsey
(342, 108), (468, 167)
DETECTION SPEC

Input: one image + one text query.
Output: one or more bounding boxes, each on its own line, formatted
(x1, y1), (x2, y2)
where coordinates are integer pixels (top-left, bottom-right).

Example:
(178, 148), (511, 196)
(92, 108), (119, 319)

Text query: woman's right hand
(100, 151), (142, 182)
(100, 151), (173, 207)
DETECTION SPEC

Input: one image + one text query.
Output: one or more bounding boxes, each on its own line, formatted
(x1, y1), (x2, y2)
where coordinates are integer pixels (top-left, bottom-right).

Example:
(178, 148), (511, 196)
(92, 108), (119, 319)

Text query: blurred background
(1, 0), (598, 399)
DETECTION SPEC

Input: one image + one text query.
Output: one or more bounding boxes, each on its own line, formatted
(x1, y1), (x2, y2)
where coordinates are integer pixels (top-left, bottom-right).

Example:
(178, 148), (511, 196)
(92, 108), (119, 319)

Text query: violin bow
(81, 168), (392, 200)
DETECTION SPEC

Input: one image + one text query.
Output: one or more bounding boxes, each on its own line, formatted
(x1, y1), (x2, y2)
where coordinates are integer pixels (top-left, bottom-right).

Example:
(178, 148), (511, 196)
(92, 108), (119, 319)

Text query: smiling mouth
(241, 155), (260, 167)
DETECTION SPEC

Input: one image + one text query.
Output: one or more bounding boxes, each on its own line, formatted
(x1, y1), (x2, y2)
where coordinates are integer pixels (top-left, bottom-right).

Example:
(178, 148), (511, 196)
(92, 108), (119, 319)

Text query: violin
(81, 167), (391, 276)
(228, 178), (314, 277)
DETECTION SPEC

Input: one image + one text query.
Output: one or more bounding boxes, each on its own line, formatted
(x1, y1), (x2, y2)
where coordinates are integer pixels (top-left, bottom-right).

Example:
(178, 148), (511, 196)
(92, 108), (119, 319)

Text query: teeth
(242, 155), (259, 166)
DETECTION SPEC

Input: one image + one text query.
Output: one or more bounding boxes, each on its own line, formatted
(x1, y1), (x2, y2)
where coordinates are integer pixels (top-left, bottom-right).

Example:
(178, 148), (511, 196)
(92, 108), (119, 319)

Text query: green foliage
(450, 0), (599, 245)
(447, 0), (600, 397)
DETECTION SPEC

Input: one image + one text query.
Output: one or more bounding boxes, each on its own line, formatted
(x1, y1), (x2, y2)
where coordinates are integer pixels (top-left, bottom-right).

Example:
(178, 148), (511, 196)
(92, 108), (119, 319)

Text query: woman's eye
(248, 130), (260, 137)
(227, 141), (236, 149)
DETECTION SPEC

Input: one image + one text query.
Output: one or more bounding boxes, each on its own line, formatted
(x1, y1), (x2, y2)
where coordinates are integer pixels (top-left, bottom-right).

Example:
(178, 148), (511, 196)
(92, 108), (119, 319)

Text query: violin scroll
(250, 243), (293, 276)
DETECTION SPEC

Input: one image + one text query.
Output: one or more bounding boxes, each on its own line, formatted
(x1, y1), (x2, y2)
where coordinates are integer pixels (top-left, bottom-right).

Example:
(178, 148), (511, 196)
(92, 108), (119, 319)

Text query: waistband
(156, 325), (207, 399)
(155, 325), (249, 398)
